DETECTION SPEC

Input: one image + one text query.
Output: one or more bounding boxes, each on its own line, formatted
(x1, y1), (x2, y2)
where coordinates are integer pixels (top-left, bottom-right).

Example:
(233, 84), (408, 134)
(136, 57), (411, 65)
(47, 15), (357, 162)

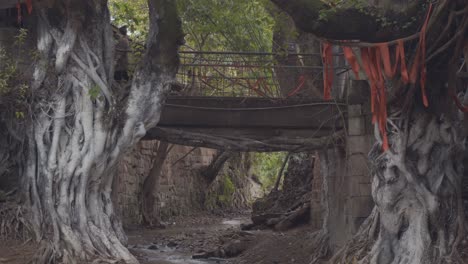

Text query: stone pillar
(310, 155), (323, 230)
(343, 106), (373, 235)
(342, 80), (374, 242)
(310, 80), (374, 250)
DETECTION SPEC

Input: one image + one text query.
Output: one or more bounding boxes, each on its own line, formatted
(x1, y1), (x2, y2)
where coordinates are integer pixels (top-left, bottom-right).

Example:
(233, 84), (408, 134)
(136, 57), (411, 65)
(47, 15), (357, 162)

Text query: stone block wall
(113, 141), (258, 227)
(310, 80), (374, 250)
(343, 102), (374, 237)
(310, 154), (323, 230)
(113, 141), (218, 226)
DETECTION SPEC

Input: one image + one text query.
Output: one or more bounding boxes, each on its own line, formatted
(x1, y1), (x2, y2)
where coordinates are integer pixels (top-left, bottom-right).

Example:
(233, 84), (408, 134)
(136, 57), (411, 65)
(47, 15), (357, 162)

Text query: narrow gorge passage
(113, 141), (319, 264)
(1, 1), (467, 264)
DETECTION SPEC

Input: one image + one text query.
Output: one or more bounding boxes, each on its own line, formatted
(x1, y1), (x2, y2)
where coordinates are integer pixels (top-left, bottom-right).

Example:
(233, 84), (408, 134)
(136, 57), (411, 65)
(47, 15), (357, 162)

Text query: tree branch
(270, 0), (428, 42)
(145, 127), (344, 152)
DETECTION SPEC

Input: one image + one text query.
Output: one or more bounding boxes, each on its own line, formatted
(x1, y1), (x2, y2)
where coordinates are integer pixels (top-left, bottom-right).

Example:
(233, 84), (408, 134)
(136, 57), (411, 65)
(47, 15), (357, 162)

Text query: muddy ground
(128, 214), (318, 264)
(0, 214), (318, 264)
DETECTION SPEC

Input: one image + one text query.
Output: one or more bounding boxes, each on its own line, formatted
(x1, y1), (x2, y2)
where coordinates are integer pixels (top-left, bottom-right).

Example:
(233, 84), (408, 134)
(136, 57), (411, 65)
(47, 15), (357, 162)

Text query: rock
(251, 213), (283, 226)
(223, 239), (250, 258)
(195, 230), (206, 235)
(167, 241), (178, 248)
(147, 245), (158, 250)
(240, 223), (255, 230)
(238, 231), (255, 237)
(193, 251), (215, 259)
(266, 217), (282, 227)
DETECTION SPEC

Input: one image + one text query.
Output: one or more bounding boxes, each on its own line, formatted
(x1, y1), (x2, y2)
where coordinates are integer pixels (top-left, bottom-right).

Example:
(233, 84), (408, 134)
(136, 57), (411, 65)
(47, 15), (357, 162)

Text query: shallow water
(130, 218), (244, 264)
(221, 219), (242, 226)
(133, 246), (215, 264)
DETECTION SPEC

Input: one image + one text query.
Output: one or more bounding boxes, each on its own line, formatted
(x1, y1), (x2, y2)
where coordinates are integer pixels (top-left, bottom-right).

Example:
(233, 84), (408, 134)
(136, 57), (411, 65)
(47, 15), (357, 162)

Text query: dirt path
(0, 214), (319, 264)
(127, 214), (319, 264)
(127, 215), (248, 264)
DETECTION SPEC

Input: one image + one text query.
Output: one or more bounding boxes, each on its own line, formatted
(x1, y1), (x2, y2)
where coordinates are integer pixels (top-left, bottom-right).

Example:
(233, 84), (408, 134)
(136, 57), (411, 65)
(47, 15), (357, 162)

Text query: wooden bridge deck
(145, 96), (347, 152)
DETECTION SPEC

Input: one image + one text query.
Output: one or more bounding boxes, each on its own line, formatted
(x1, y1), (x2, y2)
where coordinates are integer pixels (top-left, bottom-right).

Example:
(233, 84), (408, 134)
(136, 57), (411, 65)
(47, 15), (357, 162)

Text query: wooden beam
(144, 127), (344, 152)
(158, 96), (346, 130)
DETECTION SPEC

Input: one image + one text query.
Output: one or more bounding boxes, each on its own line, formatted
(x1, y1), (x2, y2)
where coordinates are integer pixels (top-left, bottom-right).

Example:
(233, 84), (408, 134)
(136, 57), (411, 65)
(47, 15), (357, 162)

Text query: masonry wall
(113, 141), (213, 226)
(309, 80), (374, 249)
(310, 153), (324, 230)
(113, 141), (258, 227)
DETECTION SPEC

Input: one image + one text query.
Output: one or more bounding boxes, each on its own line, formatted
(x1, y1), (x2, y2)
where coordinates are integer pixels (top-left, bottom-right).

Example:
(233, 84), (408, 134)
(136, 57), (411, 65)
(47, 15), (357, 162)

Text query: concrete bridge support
(311, 80), (374, 251)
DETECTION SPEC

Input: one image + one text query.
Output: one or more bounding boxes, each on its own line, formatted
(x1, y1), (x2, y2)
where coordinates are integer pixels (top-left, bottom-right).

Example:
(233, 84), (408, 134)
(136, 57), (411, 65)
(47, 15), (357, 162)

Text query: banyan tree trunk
(141, 141), (170, 228)
(334, 108), (466, 264)
(21, 1), (182, 263)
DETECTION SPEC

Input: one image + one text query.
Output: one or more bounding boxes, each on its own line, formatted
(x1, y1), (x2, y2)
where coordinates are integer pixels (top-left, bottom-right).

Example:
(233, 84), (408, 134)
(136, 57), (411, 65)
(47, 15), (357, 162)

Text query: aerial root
(32, 242), (59, 264)
(0, 203), (31, 240)
(328, 209), (379, 264)
(308, 231), (330, 264)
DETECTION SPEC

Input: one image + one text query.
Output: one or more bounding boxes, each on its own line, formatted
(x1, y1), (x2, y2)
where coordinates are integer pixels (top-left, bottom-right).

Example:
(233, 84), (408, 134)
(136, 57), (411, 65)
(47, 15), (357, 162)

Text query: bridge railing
(174, 50), (344, 99)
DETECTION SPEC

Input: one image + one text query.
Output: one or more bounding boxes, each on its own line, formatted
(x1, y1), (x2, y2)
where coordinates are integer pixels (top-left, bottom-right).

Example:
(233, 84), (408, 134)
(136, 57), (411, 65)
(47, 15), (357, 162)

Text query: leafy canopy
(109, 0), (275, 52)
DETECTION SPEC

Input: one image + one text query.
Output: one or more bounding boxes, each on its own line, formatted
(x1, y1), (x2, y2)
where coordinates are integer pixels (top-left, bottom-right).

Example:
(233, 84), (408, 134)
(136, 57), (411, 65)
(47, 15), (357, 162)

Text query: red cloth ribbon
(16, 1), (22, 24)
(410, 3), (433, 107)
(26, 0), (33, 14)
(343, 47), (360, 79)
(247, 78), (268, 97)
(16, 0), (33, 24)
(287, 75), (307, 97)
(318, 4), (435, 151)
(393, 40), (409, 83)
(360, 47), (389, 151)
(378, 43), (393, 79)
(452, 94), (468, 113)
(322, 42), (334, 100)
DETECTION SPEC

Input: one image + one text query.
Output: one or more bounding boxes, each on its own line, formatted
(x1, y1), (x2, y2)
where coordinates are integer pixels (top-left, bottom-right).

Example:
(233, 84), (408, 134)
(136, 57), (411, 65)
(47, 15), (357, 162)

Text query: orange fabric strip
(378, 43), (393, 78)
(322, 42), (333, 100)
(410, 4), (432, 106)
(372, 47), (389, 151)
(452, 95), (468, 113)
(260, 77), (273, 96)
(287, 75), (307, 97)
(409, 47), (420, 84)
(360, 47), (389, 151)
(16, 2), (22, 24)
(419, 3), (433, 107)
(26, 0), (33, 14)
(343, 47), (360, 79)
(247, 78), (267, 97)
(360, 48), (376, 117)
(393, 40), (409, 83)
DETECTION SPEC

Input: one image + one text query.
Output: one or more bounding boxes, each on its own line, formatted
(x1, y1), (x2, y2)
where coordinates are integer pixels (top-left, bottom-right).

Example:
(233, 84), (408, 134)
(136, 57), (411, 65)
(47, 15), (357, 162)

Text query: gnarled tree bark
(202, 150), (233, 184)
(141, 141), (170, 228)
(14, 0), (183, 263)
(272, 0), (468, 263)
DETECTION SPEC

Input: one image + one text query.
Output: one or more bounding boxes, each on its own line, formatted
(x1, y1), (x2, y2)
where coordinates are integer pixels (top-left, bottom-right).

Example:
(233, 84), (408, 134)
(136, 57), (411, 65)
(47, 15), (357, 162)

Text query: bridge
(144, 51), (349, 152)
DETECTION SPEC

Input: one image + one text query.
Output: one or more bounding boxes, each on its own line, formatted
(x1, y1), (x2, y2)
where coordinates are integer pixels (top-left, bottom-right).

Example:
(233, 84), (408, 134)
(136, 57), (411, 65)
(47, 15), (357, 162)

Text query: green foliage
(0, 60), (16, 94)
(88, 84), (101, 100)
(251, 152), (288, 192)
(0, 29), (30, 95)
(15, 111), (24, 119)
(218, 175), (235, 203)
(317, 0), (405, 28)
(177, 0), (274, 52)
(109, 0), (275, 52)
(109, 0), (148, 42)
(205, 174), (236, 209)
(14, 28), (28, 46)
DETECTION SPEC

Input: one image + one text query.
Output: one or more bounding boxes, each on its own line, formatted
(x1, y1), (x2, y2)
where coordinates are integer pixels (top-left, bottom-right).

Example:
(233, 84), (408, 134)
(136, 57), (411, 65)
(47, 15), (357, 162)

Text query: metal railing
(173, 50), (345, 99)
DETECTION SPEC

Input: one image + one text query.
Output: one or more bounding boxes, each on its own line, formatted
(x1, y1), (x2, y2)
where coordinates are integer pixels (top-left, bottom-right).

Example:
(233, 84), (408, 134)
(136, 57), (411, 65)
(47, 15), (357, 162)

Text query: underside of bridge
(144, 96), (347, 152)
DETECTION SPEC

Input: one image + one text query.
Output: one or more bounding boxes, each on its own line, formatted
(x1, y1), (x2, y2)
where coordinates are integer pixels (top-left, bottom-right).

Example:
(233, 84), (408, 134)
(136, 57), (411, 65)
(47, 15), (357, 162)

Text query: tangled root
(0, 201), (31, 241)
